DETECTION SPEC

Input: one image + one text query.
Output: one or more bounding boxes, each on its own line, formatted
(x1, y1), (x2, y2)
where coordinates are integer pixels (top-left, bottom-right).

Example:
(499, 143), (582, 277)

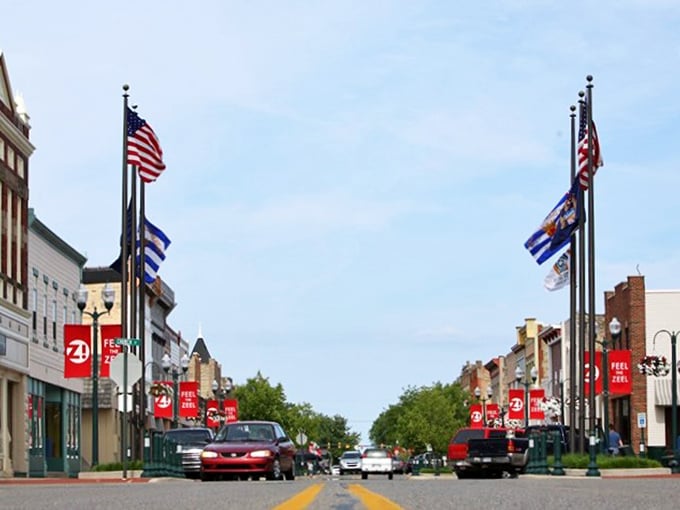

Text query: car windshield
(163, 429), (212, 444)
(341, 452), (360, 459)
(364, 449), (388, 458)
(215, 423), (274, 442)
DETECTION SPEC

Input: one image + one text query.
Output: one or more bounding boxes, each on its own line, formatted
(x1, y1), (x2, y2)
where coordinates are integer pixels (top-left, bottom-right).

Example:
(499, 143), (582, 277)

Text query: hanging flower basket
(540, 396), (562, 418)
(206, 408), (226, 422)
(149, 382), (173, 397)
(637, 355), (671, 377)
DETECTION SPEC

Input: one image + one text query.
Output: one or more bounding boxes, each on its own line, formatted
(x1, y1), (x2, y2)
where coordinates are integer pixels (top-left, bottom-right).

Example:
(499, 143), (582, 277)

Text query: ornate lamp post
(652, 329), (679, 474)
(474, 386), (493, 425)
(76, 283), (115, 468)
(515, 366), (538, 428)
(601, 317), (622, 451)
(161, 352), (190, 428)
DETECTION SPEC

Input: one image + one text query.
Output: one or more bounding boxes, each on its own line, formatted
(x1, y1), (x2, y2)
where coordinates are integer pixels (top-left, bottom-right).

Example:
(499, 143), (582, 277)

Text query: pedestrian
(608, 423), (623, 455)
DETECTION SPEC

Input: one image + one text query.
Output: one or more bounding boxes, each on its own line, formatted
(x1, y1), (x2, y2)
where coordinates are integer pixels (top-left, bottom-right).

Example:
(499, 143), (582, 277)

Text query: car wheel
(455, 471), (469, 480)
(284, 461), (296, 481)
(200, 472), (213, 482)
(267, 458), (282, 481)
(388, 473), (393, 480)
(361, 472), (368, 480)
(339, 469), (344, 476)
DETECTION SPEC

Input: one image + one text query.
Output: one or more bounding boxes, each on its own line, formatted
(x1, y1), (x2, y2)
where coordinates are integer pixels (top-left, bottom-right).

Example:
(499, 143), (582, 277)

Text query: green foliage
(232, 371), (359, 460)
(557, 454), (662, 469)
(369, 382), (469, 454)
(92, 460), (143, 472)
(233, 371), (288, 424)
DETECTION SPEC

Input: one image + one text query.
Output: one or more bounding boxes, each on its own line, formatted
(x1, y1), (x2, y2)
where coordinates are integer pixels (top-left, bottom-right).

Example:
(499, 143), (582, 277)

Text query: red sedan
(200, 420), (296, 481)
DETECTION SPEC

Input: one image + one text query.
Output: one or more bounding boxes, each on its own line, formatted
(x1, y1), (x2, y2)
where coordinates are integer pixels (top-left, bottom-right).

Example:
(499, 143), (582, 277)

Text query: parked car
(447, 427), (513, 470)
(331, 464), (341, 476)
(162, 427), (214, 479)
(360, 447), (394, 480)
(339, 450), (362, 475)
(392, 457), (406, 474)
(199, 420), (296, 481)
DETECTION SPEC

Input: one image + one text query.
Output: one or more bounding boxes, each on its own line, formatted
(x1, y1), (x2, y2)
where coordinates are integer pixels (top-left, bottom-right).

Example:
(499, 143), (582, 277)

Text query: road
(1, 474), (678, 510)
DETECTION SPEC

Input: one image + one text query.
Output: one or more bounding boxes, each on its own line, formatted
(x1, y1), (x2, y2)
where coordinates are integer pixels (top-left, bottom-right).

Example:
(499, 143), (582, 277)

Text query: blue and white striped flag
(137, 219), (171, 283)
(524, 180), (580, 265)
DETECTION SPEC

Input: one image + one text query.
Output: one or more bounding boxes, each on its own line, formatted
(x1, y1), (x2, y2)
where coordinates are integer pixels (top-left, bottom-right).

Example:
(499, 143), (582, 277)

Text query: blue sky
(4, 1), (680, 442)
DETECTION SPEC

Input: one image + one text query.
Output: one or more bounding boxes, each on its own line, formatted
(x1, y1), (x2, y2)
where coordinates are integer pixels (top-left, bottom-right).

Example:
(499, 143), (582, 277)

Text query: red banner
(486, 403), (500, 422)
(99, 324), (122, 378)
(224, 399), (239, 423)
(64, 324), (92, 378)
(28, 395), (33, 419)
(584, 351), (603, 396)
(609, 349), (632, 395)
(153, 381), (173, 419)
(529, 389), (545, 420)
(206, 399), (221, 428)
(179, 381), (199, 418)
(507, 388), (524, 420)
(469, 404), (483, 428)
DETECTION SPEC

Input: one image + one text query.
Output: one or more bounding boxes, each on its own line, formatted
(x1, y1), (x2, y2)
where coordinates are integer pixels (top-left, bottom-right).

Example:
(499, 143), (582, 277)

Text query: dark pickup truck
(453, 435), (530, 479)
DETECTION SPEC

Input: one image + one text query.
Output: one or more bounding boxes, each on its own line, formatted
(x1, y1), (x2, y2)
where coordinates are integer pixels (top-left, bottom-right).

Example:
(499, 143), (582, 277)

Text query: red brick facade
(604, 275), (646, 453)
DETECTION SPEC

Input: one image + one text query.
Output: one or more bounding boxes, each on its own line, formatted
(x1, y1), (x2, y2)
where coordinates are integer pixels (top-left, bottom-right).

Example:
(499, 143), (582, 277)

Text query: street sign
(109, 352), (142, 388)
(296, 432), (308, 446)
(114, 337), (140, 347)
(638, 412), (647, 429)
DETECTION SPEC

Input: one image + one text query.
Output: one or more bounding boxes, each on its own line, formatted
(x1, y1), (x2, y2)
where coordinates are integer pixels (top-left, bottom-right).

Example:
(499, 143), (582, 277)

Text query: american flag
(577, 100), (603, 190)
(127, 107), (166, 183)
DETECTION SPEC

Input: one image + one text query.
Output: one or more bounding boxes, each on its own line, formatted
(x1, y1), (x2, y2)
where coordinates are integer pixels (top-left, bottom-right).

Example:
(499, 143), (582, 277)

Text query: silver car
(339, 450), (361, 475)
(163, 427), (214, 478)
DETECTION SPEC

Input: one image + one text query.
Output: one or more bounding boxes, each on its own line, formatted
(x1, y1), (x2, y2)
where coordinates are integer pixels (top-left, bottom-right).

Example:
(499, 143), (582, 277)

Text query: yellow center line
(273, 483), (324, 510)
(347, 484), (405, 510)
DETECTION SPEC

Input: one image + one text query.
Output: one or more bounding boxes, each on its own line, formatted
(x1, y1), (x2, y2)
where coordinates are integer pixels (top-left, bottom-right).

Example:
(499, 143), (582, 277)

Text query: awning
(654, 378), (680, 406)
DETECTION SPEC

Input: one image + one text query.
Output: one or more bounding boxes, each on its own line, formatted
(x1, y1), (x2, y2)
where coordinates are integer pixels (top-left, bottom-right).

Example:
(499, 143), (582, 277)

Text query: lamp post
(652, 329), (680, 474)
(76, 283), (114, 468)
(515, 366), (538, 428)
(161, 352), (190, 428)
(474, 386), (493, 425)
(601, 317), (621, 451)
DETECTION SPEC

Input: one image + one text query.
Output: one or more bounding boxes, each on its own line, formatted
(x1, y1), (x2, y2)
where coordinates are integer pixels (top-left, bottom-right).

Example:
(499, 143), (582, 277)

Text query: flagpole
(568, 104), (577, 455)
(121, 85), (131, 472)
(585, 75), (598, 453)
(577, 91), (587, 454)
(138, 180), (147, 458)
(128, 160), (138, 468)
(121, 85), (130, 341)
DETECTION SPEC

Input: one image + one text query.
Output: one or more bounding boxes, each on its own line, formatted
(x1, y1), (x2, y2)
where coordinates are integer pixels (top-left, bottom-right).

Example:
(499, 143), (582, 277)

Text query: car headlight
(249, 450), (274, 458)
(201, 451), (218, 459)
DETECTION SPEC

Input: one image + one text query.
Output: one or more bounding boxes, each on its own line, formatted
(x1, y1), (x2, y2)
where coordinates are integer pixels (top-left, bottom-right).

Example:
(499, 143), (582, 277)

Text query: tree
(232, 371), (359, 459)
(369, 382), (469, 455)
(234, 371), (288, 424)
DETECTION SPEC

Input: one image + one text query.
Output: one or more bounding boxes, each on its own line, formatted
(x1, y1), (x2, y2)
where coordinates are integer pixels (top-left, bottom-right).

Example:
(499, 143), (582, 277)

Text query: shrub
(92, 460), (144, 472)
(556, 454), (661, 469)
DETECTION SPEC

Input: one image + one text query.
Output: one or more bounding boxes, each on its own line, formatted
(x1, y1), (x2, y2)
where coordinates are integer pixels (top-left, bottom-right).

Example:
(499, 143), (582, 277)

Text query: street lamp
(211, 377), (234, 426)
(474, 386), (493, 425)
(161, 352), (190, 428)
(515, 365), (538, 428)
(652, 329), (680, 474)
(602, 317), (621, 451)
(76, 283), (115, 468)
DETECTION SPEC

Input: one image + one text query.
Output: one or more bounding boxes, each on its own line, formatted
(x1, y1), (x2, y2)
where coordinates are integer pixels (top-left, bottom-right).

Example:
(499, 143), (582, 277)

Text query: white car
(360, 448), (394, 480)
(339, 450), (361, 475)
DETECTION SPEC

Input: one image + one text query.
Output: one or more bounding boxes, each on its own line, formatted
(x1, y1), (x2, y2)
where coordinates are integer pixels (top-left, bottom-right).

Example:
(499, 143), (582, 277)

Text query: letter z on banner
(64, 324), (92, 378)
(153, 381), (173, 419)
